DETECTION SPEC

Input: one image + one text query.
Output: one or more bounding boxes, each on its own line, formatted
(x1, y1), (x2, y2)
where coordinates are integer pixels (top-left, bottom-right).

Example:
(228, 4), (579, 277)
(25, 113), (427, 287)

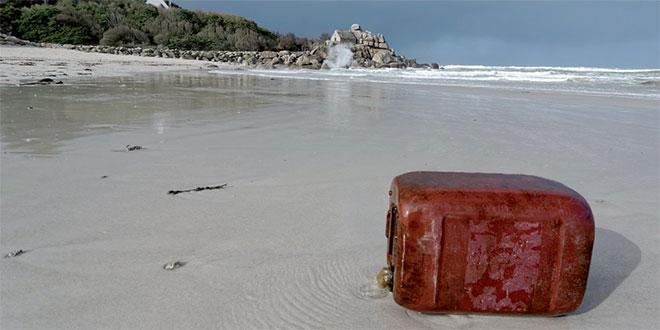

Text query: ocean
(212, 65), (660, 99)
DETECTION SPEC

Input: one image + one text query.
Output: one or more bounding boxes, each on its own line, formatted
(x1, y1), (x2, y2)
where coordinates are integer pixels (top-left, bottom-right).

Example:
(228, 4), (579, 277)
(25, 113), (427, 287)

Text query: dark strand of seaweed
(168, 184), (228, 195)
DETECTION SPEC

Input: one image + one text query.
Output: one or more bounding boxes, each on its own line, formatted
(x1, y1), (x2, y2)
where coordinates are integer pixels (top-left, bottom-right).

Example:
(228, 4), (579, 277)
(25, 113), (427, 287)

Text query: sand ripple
(224, 247), (389, 328)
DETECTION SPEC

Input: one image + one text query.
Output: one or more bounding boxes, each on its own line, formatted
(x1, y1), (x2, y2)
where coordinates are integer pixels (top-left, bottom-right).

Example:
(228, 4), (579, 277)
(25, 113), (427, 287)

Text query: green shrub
(222, 15), (255, 33)
(100, 25), (149, 46)
(0, 0), (57, 7)
(76, 1), (111, 36)
(16, 5), (59, 41)
(143, 8), (195, 46)
(168, 35), (214, 51)
(0, 3), (20, 33)
(205, 13), (223, 26)
(2, 0), (322, 52)
(123, 1), (157, 27)
(176, 9), (201, 26)
(16, 5), (94, 44)
(227, 28), (276, 51)
(54, 4), (104, 43)
(197, 24), (228, 48)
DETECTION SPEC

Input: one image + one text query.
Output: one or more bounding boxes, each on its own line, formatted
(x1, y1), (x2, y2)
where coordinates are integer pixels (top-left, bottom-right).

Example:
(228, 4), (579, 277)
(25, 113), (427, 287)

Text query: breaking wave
(211, 65), (660, 99)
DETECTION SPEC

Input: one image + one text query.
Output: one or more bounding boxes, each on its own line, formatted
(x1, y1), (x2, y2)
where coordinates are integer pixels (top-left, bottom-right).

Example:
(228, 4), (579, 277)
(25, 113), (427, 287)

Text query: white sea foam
(441, 65), (659, 73)
(324, 44), (354, 69)
(212, 65), (660, 99)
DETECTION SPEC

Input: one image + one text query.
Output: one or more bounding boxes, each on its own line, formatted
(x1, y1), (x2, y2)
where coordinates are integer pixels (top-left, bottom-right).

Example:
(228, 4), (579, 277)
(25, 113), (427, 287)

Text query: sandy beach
(1, 45), (658, 329)
(0, 45), (230, 85)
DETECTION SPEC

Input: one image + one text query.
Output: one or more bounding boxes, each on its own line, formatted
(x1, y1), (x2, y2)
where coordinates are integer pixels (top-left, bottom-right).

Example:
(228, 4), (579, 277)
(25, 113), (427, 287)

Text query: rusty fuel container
(385, 172), (594, 315)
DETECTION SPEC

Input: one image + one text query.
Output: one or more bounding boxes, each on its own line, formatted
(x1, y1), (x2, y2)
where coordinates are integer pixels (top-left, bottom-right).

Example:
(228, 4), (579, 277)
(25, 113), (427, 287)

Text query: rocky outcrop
(325, 24), (435, 69)
(330, 24), (390, 51)
(0, 33), (41, 47)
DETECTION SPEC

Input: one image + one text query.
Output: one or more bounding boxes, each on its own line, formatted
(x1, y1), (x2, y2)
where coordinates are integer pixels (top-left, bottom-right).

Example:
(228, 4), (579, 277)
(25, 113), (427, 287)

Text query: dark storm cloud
(180, 1), (659, 68)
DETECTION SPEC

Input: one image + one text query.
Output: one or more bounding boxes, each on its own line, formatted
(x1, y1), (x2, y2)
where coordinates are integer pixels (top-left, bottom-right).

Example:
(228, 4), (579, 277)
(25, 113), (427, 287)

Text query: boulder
(269, 57), (283, 65)
(350, 24), (362, 31)
(296, 55), (313, 66)
(372, 50), (394, 64)
(260, 51), (278, 59)
(430, 63), (440, 69)
(295, 55), (322, 69)
(390, 62), (407, 68)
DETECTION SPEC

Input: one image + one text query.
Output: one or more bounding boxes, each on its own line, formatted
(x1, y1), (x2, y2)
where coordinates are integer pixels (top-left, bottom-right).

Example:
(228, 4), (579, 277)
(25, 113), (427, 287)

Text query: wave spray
(325, 44), (354, 69)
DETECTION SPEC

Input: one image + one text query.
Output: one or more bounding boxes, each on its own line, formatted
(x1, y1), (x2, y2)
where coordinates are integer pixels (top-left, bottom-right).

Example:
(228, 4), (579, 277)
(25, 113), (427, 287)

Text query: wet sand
(1, 56), (659, 328)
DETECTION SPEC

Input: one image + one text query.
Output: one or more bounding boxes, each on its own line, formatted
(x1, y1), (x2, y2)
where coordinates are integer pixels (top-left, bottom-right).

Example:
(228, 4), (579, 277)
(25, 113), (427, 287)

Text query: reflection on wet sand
(1, 70), (392, 156)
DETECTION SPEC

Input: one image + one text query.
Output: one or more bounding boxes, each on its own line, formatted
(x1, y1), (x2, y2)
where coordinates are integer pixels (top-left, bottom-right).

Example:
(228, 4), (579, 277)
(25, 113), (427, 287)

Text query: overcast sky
(179, 1), (659, 69)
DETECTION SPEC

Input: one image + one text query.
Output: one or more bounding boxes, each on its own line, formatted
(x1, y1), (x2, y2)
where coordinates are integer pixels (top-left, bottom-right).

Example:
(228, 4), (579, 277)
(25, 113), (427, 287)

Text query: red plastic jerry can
(385, 172), (595, 315)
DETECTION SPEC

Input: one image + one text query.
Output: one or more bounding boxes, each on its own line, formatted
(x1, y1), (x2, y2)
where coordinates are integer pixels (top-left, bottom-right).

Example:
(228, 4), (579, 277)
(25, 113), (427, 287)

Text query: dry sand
(0, 45), (231, 85)
(1, 46), (659, 329)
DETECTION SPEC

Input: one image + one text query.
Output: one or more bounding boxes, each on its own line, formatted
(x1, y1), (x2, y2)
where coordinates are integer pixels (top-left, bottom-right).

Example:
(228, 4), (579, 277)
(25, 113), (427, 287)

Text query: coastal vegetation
(0, 0), (327, 51)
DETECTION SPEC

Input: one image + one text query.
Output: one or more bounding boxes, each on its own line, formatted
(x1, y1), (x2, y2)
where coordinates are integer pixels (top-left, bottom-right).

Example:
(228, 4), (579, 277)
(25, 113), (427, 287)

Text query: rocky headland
(1, 24), (440, 71)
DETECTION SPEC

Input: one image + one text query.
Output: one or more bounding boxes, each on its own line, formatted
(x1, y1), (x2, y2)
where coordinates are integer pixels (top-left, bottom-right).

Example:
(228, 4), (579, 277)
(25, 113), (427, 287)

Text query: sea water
(213, 65), (660, 99)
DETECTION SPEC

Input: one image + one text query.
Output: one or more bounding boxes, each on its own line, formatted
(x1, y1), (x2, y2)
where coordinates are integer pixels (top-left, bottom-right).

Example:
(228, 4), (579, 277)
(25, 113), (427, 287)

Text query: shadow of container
(576, 228), (641, 314)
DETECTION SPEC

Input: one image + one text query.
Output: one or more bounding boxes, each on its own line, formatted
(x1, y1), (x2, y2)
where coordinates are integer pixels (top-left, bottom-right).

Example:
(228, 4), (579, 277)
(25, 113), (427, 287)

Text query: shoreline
(2, 45), (658, 102)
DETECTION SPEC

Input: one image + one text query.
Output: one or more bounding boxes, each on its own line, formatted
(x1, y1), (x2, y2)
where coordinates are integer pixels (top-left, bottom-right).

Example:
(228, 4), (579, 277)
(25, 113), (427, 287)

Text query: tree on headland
(0, 0), (327, 52)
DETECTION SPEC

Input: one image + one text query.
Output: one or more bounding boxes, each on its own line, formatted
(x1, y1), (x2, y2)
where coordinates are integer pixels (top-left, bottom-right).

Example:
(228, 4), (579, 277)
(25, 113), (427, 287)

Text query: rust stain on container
(386, 172), (594, 315)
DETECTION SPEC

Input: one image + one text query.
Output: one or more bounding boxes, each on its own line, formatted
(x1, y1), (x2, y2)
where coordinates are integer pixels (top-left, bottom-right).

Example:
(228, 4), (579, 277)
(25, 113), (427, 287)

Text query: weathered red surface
(386, 172), (594, 315)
